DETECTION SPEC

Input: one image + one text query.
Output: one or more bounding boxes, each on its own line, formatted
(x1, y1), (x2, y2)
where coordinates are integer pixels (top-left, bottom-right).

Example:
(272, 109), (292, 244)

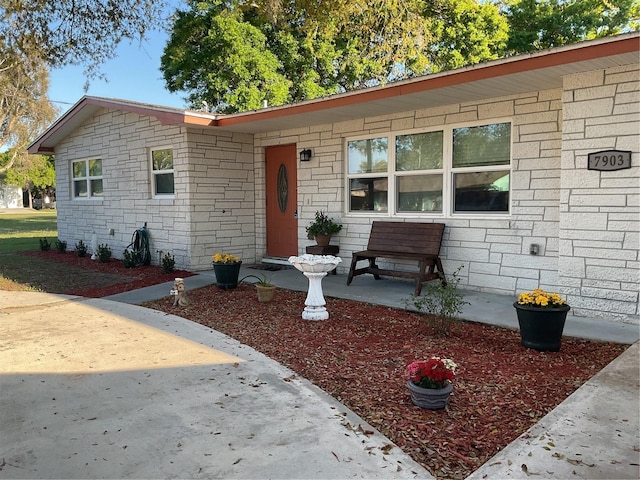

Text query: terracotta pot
(314, 234), (331, 247)
(212, 261), (242, 289)
(256, 285), (276, 302)
(407, 381), (453, 410)
(513, 302), (570, 352)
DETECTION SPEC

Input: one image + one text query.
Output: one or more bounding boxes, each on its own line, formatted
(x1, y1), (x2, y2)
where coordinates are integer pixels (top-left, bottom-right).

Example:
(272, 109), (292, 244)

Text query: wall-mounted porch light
(299, 149), (313, 162)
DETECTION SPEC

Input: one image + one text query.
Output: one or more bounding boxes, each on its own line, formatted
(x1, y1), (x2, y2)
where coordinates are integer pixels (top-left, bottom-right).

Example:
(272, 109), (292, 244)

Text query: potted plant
(514, 288), (570, 352)
(211, 253), (242, 289)
(305, 211), (343, 246)
(240, 273), (276, 302)
(406, 357), (457, 410)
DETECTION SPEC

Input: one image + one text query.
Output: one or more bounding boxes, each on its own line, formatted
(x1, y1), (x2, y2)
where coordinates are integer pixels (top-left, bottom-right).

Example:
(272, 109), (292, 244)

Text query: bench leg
(346, 255), (359, 285)
(415, 259), (429, 296)
(369, 258), (381, 280)
(435, 258), (447, 287)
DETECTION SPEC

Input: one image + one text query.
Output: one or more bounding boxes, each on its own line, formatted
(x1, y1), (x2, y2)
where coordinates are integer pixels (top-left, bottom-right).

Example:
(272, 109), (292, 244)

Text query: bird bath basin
(288, 254), (342, 320)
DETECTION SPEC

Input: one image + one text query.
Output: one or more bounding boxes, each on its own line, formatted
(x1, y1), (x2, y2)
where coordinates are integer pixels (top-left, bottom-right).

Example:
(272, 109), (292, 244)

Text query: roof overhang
(28, 33), (639, 154)
(28, 97), (218, 154)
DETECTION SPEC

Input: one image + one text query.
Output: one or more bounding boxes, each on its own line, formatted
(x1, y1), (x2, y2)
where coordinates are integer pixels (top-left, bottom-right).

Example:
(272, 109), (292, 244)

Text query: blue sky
(48, 12), (187, 113)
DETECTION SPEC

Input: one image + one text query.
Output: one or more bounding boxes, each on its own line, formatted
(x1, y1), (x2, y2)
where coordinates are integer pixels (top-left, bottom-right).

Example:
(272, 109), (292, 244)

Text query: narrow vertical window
(151, 148), (175, 196)
(347, 137), (389, 212)
(452, 123), (510, 212)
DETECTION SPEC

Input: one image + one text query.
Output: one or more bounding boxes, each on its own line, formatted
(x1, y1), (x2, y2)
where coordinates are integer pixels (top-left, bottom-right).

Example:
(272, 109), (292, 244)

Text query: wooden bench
(346, 221), (446, 295)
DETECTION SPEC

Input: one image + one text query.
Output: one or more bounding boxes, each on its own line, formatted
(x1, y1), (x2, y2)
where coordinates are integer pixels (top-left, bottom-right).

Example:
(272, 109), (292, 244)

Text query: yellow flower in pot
(211, 253), (242, 289)
(514, 288), (571, 352)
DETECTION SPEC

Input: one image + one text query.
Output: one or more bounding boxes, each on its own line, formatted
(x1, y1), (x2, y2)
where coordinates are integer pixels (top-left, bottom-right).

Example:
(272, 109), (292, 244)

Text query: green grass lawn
(0, 209), (58, 290)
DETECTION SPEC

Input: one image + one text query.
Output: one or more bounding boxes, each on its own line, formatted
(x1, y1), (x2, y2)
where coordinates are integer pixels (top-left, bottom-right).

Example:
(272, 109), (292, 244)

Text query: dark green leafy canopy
(161, 0), (510, 113)
(503, 0), (640, 52)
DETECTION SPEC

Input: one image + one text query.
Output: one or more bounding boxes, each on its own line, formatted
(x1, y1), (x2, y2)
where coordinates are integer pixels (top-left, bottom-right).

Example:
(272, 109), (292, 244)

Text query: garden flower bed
(13, 251), (628, 479)
(143, 284), (627, 479)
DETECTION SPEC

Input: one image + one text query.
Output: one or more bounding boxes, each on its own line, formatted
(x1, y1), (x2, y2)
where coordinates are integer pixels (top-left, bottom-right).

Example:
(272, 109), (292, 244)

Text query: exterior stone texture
(559, 65), (639, 321)
(54, 109), (255, 271)
(54, 62), (639, 324)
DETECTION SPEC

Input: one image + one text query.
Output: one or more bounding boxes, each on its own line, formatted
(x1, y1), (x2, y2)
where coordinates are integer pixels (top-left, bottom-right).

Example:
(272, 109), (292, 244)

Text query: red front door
(265, 145), (298, 257)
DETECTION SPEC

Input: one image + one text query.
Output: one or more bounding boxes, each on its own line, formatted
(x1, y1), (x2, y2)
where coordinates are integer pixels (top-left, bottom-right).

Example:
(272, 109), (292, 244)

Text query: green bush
(75, 240), (87, 257)
(55, 239), (67, 253)
(39, 238), (51, 251)
(404, 266), (469, 335)
(122, 248), (137, 268)
(96, 244), (112, 263)
(161, 252), (175, 273)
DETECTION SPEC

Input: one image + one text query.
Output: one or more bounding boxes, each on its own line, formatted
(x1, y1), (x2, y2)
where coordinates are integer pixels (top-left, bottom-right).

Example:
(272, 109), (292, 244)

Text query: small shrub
(55, 239), (67, 253)
(122, 248), (137, 268)
(39, 238), (51, 251)
(161, 252), (176, 273)
(75, 240), (87, 257)
(96, 244), (112, 263)
(404, 265), (469, 335)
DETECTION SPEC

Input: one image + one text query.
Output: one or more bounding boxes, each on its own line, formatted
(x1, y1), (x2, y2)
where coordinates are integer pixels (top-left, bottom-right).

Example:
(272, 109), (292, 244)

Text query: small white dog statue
(171, 278), (189, 307)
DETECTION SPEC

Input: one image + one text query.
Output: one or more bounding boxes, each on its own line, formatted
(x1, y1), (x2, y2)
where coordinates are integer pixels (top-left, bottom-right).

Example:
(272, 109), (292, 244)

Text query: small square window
(72, 159), (103, 198)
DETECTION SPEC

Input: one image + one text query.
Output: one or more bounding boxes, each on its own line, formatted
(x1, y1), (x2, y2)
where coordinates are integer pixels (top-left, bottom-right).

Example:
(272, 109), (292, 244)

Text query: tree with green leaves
(1, 0), (169, 203)
(0, 52), (57, 174)
(1, 152), (56, 208)
(161, 0), (509, 113)
(501, 0), (640, 52)
(1, 0), (169, 79)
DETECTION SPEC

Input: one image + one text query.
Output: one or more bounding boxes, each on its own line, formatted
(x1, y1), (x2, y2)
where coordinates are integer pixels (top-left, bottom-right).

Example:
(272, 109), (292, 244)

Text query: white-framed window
(72, 158), (103, 198)
(346, 120), (511, 216)
(150, 147), (174, 197)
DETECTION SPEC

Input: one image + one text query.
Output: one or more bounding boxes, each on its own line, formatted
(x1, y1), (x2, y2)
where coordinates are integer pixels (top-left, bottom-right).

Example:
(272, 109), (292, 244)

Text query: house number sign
(587, 150), (632, 171)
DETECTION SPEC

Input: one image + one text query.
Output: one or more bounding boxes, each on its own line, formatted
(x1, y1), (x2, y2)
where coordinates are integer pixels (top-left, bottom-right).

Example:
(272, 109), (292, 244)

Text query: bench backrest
(367, 221), (445, 256)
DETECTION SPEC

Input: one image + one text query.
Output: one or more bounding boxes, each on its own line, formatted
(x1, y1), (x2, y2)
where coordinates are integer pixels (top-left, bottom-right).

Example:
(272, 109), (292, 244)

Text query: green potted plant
(240, 273), (276, 302)
(211, 253), (242, 289)
(305, 211), (343, 246)
(406, 357), (457, 409)
(514, 288), (570, 352)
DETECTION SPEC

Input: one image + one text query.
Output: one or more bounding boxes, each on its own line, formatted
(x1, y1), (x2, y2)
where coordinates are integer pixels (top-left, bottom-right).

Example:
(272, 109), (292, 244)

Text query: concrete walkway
(0, 291), (429, 479)
(1, 265), (638, 479)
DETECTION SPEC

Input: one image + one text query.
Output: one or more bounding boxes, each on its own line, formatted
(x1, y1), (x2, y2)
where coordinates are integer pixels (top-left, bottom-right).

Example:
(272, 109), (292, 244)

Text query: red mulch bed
(143, 284), (628, 480)
(18, 251), (629, 479)
(22, 250), (194, 297)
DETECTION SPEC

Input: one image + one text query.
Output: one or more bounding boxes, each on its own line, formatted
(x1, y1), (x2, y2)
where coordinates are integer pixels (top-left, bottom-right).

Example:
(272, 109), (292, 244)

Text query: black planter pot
(513, 302), (570, 352)
(212, 261), (242, 289)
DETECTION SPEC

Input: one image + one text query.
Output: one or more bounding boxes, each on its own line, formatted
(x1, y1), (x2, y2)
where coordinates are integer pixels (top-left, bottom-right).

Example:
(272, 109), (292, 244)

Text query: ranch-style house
(29, 33), (640, 324)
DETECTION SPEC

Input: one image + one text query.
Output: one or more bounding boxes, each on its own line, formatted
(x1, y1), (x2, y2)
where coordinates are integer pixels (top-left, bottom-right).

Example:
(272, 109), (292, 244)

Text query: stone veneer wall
(185, 127), (256, 270)
(559, 65), (639, 321)
(256, 65), (639, 323)
(54, 108), (257, 271)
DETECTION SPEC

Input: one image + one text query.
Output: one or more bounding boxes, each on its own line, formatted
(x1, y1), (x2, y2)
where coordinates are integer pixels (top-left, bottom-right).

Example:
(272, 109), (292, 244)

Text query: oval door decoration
(277, 163), (288, 213)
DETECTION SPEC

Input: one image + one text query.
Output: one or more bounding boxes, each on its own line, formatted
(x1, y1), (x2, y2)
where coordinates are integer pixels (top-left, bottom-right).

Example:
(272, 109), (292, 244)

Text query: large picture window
(72, 158), (103, 198)
(151, 148), (174, 197)
(347, 121), (511, 215)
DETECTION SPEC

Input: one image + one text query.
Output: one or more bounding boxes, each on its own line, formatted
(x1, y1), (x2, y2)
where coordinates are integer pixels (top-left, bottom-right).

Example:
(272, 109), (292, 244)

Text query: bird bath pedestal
(288, 254), (342, 320)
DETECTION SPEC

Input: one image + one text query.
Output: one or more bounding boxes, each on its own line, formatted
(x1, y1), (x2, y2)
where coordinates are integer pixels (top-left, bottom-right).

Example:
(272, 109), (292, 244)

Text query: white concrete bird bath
(288, 254), (342, 320)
